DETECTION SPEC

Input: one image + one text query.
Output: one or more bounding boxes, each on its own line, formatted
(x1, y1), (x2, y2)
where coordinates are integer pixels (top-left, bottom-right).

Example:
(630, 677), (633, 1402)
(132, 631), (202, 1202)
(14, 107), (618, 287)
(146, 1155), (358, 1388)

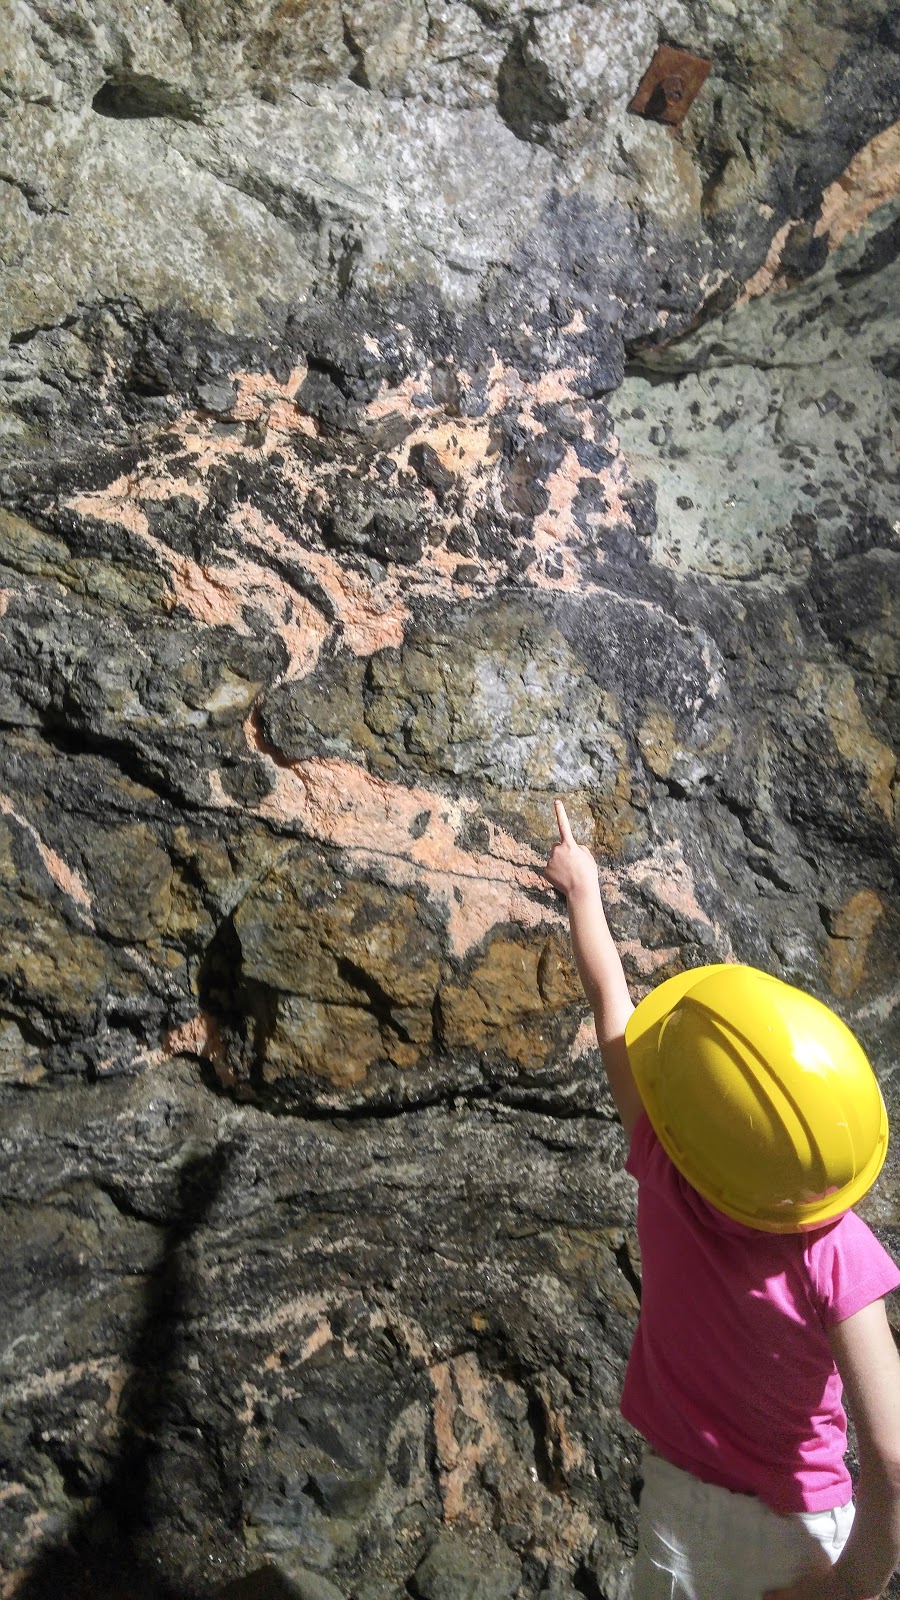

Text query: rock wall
(0, 4), (898, 1597)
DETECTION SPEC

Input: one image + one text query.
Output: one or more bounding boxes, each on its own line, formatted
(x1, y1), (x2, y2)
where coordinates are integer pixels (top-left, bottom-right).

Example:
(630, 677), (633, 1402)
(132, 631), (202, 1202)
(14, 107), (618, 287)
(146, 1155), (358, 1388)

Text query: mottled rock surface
(0, 2), (899, 1597)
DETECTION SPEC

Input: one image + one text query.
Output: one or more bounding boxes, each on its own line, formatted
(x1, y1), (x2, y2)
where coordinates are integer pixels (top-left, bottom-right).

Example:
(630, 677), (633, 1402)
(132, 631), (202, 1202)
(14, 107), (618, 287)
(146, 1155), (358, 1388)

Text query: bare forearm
(566, 879), (634, 1045)
(827, 1465), (900, 1599)
(545, 801), (641, 1135)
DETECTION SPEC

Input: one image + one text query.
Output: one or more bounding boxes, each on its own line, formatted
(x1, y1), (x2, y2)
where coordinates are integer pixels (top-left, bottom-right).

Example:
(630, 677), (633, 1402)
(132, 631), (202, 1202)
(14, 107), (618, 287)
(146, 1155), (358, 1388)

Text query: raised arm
(544, 799), (642, 1138)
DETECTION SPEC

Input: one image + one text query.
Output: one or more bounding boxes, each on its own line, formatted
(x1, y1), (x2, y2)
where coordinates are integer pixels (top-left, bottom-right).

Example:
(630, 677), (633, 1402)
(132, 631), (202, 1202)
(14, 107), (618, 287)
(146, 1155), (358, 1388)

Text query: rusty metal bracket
(628, 45), (711, 127)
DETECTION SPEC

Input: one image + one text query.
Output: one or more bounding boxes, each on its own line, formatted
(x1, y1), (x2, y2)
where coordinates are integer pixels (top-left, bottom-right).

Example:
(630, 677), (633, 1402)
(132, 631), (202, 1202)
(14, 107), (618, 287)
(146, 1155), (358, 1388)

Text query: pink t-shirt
(622, 1111), (900, 1513)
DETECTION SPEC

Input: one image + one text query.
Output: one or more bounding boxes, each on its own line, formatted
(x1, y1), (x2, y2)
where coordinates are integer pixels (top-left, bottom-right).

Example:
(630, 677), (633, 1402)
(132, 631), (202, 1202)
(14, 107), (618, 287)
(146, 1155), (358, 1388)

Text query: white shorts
(633, 1450), (855, 1600)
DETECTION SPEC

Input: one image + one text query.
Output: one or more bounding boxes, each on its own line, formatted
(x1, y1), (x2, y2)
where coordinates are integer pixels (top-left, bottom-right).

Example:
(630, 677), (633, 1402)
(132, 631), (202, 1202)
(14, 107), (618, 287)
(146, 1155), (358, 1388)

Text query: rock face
(0, 3), (898, 1597)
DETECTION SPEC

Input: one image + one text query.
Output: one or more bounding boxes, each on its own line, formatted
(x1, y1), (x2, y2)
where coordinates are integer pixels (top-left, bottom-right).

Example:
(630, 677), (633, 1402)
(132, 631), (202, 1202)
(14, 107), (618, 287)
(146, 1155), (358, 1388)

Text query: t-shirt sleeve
(807, 1210), (900, 1327)
(625, 1109), (655, 1181)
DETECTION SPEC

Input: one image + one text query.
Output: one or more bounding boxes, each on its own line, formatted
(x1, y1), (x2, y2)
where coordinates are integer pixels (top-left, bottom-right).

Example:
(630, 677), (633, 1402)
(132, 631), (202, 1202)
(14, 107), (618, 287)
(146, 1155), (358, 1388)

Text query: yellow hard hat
(624, 964), (889, 1233)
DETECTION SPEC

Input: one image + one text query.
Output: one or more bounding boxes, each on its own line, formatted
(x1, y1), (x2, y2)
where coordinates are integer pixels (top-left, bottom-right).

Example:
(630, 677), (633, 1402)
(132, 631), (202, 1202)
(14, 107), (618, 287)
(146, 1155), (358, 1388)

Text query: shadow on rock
(15, 1146), (238, 1600)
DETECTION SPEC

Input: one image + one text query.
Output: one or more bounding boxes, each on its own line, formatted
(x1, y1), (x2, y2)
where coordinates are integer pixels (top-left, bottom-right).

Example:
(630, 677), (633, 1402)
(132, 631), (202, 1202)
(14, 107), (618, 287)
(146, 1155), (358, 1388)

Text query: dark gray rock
(411, 1529), (520, 1600)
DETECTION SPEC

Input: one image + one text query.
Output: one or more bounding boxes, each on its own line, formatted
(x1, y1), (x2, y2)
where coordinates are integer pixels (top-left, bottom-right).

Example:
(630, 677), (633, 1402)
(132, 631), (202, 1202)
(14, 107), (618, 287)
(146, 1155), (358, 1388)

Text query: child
(545, 800), (900, 1600)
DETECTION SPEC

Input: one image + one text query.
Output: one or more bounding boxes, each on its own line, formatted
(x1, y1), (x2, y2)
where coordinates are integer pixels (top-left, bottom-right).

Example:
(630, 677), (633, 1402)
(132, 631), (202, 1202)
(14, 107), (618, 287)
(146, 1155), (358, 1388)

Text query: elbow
(860, 1445), (900, 1501)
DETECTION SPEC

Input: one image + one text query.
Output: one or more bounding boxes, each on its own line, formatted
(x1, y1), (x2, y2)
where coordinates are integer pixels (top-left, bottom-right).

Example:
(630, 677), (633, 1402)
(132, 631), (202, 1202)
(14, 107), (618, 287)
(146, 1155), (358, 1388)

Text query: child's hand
(544, 800), (599, 900)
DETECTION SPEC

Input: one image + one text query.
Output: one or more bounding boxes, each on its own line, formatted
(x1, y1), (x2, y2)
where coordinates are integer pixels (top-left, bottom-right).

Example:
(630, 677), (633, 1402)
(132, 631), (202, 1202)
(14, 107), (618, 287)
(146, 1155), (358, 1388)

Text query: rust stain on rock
(636, 706), (676, 779)
(825, 670), (895, 822)
(439, 936), (555, 1070)
(628, 45), (712, 127)
(827, 888), (884, 999)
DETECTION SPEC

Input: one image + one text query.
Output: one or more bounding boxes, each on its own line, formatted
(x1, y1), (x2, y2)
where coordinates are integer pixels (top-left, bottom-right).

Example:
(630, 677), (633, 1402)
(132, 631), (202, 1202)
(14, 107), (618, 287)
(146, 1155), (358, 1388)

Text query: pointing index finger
(554, 798), (575, 844)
